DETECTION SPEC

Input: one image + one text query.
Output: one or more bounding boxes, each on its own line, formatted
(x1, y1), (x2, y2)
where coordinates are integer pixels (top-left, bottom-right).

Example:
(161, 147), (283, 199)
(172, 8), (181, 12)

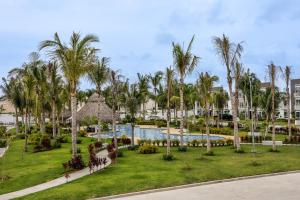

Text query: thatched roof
(0, 99), (15, 113)
(76, 93), (113, 122)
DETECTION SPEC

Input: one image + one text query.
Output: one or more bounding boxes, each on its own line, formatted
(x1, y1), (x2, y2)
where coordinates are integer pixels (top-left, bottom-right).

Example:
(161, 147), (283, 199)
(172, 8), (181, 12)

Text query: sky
(0, 0), (299, 90)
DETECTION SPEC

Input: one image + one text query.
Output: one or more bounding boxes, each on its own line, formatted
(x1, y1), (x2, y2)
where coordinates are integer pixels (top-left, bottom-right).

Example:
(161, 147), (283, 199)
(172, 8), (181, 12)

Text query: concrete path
(0, 148), (111, 200)
(0, 146), (9, 158)
(96, 172), (300, 200)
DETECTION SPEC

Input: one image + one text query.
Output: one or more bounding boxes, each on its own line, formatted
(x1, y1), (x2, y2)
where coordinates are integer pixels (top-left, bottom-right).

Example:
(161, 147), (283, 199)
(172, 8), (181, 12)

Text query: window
(296, 100), (300, 106)
(296, 111), (300, 120)
(295, 86), (300, 96)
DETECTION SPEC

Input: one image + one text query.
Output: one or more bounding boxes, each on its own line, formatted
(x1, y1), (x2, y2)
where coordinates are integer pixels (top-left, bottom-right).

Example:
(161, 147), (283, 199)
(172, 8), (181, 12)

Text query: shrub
(269, 149), (280, 153)
(52, 139), (61, 149)
(162, 153), (174, 161)
(117, 150), (124, 157)
(16, 134), (26, 139)
(0, 126), (7, 137)
(0, 139), (7, 148)
(94, 141), (103, 151)
(41, 134), (52, 149)
(56, 135), (68, 143)
(33, 144), (43, 153)
(78, 130), (87, 137)
(178, 146), (187, 152)
(139, 144), (158, 154)
(235, 149), (245, 154)
(162, 139), (167, 146)
(171, 139), (180, 147)
(28, 133), (41, 145)
(127, 145), (139, 150)
(108, 150), (117, 162)
(63, 155), (85, 171)
(76, 139), (82, 144)
(101, 122), (109, 131)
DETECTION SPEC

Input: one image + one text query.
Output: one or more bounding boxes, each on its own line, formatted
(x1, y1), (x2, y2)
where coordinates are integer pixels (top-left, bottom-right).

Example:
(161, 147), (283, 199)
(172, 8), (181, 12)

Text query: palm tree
(46, 61), (63, 138)
(126, 84), (141, 147)
(268, 63), (278, 151)
(213, 34), (243, 150)
(213, 88), (229, 128)
(109, 69), (123, 148)
(137, 73), (149, 119)
(165, 66), (175, 156)
(39, 32), (99, 158)
(88, 57), (110, 141)
(1, 78), (23, 134)
(197, 72), (218, 153)
(281, 66), (292, 141)
(30, 53), (47, 134)
(172, 36), (199, 147)
(150, 71), (163, 114)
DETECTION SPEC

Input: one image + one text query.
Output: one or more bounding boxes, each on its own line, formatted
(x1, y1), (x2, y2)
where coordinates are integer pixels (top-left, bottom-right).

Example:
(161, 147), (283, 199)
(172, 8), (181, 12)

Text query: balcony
(294, 92), (300, 97)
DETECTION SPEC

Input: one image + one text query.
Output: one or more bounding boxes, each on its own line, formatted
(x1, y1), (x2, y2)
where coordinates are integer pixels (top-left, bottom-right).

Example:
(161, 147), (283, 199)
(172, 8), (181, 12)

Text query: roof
(260, 82), (270, 88)
(0, 99), (15, 113)
(76, 93), (114, 122)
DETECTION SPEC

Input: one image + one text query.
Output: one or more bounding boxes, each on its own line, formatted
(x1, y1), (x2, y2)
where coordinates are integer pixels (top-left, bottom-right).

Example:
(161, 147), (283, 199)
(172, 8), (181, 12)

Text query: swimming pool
(98, 124), (224, 141)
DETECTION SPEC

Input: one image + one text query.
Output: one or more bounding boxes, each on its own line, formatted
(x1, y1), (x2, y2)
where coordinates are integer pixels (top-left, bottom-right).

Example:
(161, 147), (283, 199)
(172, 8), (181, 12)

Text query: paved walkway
(0, 146), (8, 158)
(0, 149), (111, 200)
(96, 172), (300, 200)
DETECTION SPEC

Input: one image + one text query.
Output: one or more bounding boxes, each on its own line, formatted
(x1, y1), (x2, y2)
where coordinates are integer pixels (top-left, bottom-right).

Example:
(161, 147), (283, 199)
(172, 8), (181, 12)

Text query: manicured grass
(18, 145), (300, 200)
(0, 137), (94, 194)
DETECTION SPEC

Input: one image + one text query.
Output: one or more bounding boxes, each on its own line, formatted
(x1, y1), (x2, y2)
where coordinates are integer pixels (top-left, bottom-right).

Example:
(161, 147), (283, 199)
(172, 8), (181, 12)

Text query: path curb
(90, 170), (300, 200)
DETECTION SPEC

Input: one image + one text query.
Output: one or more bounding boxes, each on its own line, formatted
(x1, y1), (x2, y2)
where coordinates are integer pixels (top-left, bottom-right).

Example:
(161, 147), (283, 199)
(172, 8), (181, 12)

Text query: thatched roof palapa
(76, 93), (114, 122)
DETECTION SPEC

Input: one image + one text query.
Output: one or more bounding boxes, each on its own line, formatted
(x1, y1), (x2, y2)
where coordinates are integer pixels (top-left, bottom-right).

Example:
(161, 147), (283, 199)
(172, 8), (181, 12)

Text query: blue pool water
(99, 124), (224, 142)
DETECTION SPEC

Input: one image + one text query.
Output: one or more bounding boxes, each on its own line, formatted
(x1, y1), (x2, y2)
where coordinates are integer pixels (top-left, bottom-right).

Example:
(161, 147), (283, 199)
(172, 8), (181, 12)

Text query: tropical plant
(87, 57), (110, 141)
(137, 73), (149, 119)
(281, 66), (292, 141)
(39, 32), (99, 158)
(197, 72), (218, 153)
(213, 88), (229, 128)
(172, 36), (199, 147)
(213, 34), (243, 150)
(165, 66), (175, 156)
(150, 71), (163, 114)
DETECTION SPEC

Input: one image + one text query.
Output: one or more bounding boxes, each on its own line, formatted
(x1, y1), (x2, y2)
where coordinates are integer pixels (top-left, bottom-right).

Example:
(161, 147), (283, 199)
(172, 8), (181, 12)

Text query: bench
(262, 140), (283, 146)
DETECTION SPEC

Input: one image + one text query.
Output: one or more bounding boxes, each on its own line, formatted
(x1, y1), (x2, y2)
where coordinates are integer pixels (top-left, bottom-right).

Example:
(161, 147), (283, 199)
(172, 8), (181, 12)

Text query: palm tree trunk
(271, 80), (276, 151)
(167, 89), (171, 155)
(206, 103), (211, 153)
(265, 115), (269, 139)
(97, 93), (101, 142)
(41, 110), (45, 134)
(15, 108), (19, 134)
(71, 93), (78, 158)
(234, 90), (241, 150)
(287, 86), (291, 141)
(131, 122), (135, 146)
(56, 113), (60, 136)
(24, 108), (28, 152)
(179, 78), (184, 147)
(52, 100), (56, 138)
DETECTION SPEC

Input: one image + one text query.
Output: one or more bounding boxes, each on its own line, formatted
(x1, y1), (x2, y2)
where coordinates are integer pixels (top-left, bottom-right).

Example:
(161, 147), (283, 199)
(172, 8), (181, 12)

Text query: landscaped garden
(15, 145), (300, 200)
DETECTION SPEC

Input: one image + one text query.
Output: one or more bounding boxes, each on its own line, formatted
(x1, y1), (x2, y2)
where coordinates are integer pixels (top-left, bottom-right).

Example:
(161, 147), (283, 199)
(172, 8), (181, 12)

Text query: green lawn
(18, 145), (300, 200)
(0, 137), (94, 194)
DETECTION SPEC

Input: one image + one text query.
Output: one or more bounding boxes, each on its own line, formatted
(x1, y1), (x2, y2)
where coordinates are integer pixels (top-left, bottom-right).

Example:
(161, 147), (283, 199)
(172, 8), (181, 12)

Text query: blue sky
(0, 0), (299, 90)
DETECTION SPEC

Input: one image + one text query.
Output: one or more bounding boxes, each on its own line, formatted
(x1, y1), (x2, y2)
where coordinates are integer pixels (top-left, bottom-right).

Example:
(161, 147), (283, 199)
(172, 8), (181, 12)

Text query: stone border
(91, 170), (300, 200)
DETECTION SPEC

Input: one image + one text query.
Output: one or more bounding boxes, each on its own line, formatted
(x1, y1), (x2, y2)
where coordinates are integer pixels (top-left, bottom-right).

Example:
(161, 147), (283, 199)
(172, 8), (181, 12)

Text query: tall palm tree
(88, 57), (110, 141)
(39, 32), (99, 158)
(172, 36), (199, 147)
(30, 53), (47, 134)
(197, 72), (218, 153)
(46, 61), (63, 138)
(126, 84), (141, 147)
(137, 73), (149, 119)
(268, 63), (278, 151)
(213, 88), (229, 128)
(213, 34), (243, 150)
(109, 69), (123, 148)
(150, 71), (163, 114)
(282, 66), (292, 141)
(165, 66), (175, 156)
